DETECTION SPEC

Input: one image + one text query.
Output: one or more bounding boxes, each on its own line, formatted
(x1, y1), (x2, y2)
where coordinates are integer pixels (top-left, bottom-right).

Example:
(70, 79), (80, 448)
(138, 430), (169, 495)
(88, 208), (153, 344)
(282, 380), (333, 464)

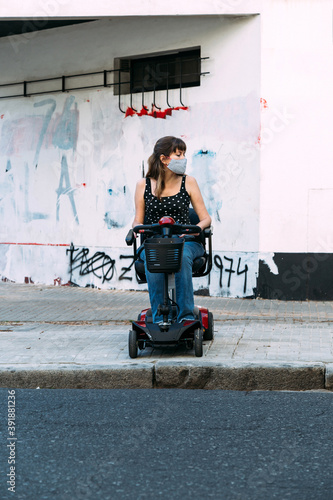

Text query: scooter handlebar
(125, 229), (135, 245)
(133, 223), (160, 234)
(133, 223), (201, 236)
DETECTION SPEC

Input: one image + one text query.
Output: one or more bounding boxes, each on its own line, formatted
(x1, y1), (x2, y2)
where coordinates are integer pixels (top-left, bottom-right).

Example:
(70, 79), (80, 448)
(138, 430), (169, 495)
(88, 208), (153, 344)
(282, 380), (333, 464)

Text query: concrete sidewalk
(0, 282), (332, 390)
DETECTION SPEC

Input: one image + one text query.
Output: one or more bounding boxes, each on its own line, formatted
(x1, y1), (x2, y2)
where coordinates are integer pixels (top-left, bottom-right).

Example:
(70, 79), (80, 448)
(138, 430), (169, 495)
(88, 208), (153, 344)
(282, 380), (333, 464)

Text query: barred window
(114, 47), (201, 96)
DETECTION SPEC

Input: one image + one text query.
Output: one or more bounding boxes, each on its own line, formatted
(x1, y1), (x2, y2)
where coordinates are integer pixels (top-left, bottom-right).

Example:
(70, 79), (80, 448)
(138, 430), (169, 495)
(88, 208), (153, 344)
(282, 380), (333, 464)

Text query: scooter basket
(144, 237), (184, 273)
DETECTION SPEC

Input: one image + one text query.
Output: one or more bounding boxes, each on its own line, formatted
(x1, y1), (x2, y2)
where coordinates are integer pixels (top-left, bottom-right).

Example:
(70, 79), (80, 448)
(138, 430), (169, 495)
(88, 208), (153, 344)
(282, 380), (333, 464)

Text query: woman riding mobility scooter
(125, 210), (214, 358)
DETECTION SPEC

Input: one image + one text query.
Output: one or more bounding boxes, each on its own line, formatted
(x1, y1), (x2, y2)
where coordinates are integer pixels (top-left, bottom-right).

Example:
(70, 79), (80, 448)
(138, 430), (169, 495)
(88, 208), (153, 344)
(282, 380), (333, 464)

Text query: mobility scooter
(125, 210), (214, 358)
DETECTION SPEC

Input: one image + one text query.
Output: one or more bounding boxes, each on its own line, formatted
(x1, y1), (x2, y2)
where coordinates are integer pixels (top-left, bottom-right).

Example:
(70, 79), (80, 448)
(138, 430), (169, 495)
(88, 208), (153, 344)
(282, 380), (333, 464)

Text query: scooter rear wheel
(194, 328), (203, 357)
(204, 311), (214, 341)
(128, 330), (138, 358)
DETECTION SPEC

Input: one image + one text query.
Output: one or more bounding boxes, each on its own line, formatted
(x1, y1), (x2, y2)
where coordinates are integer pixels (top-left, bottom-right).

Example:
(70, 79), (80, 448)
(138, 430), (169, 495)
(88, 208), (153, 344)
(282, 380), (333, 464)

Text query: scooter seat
(192, 256), (206, 273)
(135, 255), (206, 283)
(135, 259), (146, 282)
(132, 208), (212, 283)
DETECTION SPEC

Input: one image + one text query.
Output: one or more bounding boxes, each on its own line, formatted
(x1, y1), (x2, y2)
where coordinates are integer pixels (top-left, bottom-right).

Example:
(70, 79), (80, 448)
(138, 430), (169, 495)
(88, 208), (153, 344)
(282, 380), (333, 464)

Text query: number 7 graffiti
(33, 98), (56, 168)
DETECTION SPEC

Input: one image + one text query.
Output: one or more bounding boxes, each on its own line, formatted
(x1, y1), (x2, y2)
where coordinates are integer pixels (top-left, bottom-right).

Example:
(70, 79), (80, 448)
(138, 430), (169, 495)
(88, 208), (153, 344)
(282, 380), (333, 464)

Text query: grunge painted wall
(0, 15), (260, 297)
(257, 1), (333, 300)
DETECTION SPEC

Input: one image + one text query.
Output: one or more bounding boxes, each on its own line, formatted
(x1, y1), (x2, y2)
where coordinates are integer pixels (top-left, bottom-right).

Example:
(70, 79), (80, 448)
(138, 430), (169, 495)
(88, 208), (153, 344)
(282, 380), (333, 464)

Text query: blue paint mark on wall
(197, 150), (215, 157)
(56, 155), (79, 224)
(191, 150), (222, 221)
(33, 98), (56, 167)
(24, 163), (49, 222)
(52, 96), (79, 151)
(104, 179), (132, 229)
(0, 160), (15, 219)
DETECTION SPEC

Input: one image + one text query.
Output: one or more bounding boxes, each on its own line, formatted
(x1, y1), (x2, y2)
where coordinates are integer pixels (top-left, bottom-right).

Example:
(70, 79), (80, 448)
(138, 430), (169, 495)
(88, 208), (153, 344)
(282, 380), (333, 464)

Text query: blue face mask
(167, 158), (187, 175)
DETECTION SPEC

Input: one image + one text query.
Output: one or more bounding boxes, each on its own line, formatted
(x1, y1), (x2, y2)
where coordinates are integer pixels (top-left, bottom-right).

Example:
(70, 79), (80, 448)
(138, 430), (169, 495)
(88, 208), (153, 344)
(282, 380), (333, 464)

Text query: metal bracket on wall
(0, 56), (210, 113)
(0, 68), (123, 99)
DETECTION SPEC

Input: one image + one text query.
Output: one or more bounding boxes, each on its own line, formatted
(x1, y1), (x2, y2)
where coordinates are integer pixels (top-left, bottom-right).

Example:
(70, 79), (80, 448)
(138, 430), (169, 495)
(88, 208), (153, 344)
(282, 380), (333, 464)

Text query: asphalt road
(1, 389), (333, 500)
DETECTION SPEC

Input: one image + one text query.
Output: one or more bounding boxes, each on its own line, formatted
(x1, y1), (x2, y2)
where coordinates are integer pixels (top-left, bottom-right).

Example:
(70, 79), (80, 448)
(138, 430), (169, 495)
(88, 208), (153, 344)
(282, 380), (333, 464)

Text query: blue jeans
(141, 240), (204, 323)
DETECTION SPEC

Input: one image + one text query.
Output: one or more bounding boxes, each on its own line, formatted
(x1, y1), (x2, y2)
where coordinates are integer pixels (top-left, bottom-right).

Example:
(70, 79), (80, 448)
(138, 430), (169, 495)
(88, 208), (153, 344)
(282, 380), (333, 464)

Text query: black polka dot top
(144, 176), (191, 224)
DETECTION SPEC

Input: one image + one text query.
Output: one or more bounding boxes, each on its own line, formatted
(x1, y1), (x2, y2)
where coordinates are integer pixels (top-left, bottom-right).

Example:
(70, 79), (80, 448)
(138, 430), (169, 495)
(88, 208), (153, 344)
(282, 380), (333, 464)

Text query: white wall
(0, 0), (262, 18)
(0, 15), (260, 297)
(259, 0), (333, 253)
(2, 0), (332, 258)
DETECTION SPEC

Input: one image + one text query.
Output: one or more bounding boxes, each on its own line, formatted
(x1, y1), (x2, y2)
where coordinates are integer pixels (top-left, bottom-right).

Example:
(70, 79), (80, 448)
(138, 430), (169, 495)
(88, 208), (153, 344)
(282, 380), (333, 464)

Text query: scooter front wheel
(194, 328), (203, 357)
(128, 330), (138, 358)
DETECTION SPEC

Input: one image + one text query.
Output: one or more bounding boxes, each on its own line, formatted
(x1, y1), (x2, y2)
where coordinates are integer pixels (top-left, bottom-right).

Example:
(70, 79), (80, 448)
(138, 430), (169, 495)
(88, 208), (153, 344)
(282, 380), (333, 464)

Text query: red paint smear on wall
(0, 242), (70, 247)
(255, 123), (262, 145)
(125, 105), (189, 119)
(260, 98), (268, 109)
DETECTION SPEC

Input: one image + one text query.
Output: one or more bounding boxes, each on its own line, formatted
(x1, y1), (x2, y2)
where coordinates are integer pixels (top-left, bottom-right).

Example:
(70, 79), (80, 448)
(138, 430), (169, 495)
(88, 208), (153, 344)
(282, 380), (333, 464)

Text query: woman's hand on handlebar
(178, 225), (201, 235)
(132, 227), (140, 238)
(132, 224), (158, 238)
(179, 232), (200, 238)
(178, 225), (201, 238)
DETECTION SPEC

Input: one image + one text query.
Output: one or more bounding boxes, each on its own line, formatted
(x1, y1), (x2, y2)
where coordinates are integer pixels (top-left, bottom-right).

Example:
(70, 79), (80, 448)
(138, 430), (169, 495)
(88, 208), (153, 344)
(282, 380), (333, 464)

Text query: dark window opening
(114, 47), (201, 96)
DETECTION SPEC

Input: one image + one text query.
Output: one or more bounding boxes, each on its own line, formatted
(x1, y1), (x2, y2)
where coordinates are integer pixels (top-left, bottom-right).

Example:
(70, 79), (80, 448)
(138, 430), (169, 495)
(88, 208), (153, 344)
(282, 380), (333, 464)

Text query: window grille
(115, 47), (209, 110)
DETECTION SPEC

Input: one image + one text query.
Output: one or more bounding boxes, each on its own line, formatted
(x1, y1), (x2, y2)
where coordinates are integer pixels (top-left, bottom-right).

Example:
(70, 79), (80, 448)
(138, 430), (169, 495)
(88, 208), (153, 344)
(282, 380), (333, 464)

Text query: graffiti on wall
(0, 92), (259, 295)
(66, 243), (257, 297)
(67, 244), (116, 284)
(0, 96), (80, 230)
(213, 254), (249, 294)
(67, 244), (138, 283)
(0, 93), (136, 248)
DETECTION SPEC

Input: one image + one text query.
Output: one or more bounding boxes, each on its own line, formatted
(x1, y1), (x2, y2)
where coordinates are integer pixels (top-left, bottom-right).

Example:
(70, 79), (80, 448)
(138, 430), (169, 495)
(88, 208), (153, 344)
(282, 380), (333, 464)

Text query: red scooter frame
(125, 216), (214, 357)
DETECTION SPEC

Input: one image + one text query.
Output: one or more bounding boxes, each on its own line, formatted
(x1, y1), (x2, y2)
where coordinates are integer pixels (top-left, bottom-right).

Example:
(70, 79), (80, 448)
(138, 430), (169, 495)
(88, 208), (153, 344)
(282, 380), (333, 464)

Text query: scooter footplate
(132, 320), (200, 343)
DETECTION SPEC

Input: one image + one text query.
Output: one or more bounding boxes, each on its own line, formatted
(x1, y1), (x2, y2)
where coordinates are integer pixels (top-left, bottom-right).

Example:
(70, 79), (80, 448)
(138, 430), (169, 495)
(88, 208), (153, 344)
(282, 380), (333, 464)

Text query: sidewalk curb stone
(0, 364), (153, 389)
(154, 361), (326, 391)
(325, 363), (333, 390)
(0, 361), (326, 391)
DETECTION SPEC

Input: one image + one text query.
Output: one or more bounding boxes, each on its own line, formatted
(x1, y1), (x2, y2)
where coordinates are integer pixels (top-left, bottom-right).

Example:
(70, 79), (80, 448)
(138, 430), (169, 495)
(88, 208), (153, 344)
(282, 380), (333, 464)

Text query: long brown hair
(146, 136), (186, 199)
